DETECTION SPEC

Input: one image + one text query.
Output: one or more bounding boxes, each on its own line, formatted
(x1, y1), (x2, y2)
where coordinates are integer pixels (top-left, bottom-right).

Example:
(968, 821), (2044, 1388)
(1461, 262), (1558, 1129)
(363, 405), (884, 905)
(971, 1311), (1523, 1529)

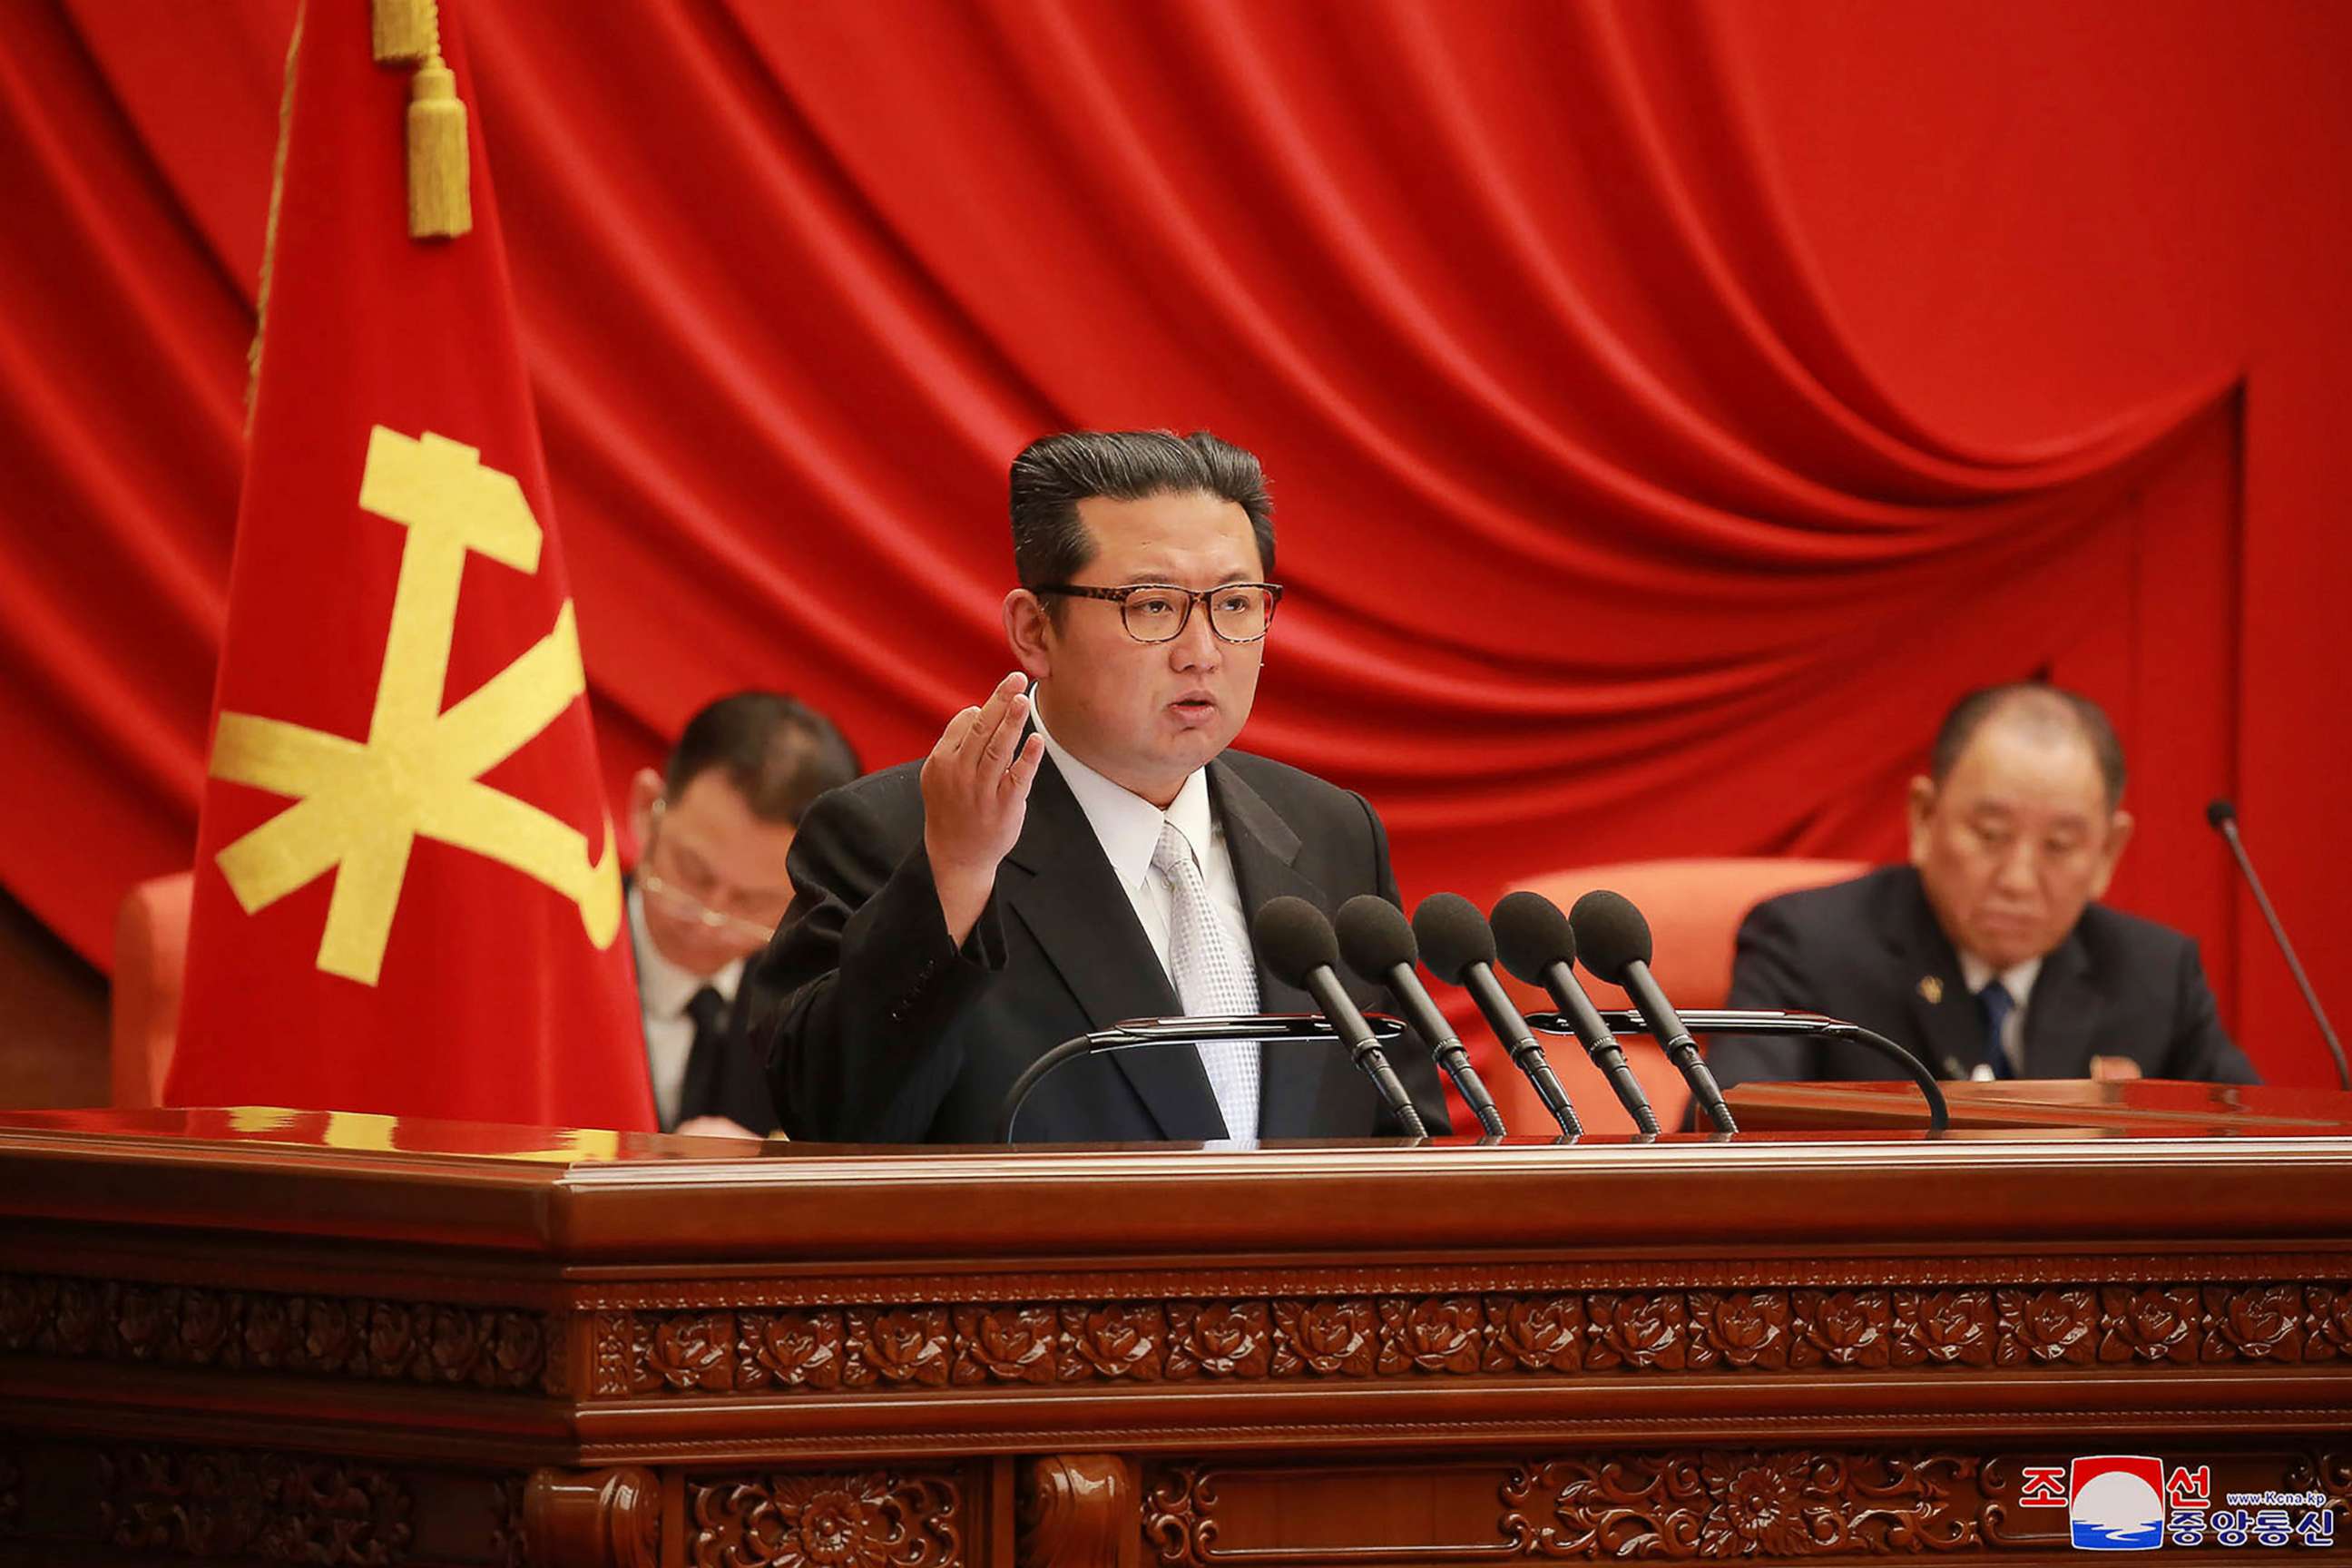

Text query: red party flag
(168, 0), (652, 1131)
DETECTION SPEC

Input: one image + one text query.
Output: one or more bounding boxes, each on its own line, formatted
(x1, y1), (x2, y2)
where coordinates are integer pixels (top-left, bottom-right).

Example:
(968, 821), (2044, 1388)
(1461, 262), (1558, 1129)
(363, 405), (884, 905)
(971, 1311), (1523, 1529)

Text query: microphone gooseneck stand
(995, 1014), (1413, 1143)
(2208, 799), (2351, 1089)
(1524, 1008), (1951, 1132)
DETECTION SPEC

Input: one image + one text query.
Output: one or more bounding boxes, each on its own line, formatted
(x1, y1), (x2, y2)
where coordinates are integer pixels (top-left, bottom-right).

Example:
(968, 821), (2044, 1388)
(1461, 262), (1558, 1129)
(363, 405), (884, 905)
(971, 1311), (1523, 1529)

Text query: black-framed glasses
(1033, 581), (1284, 644)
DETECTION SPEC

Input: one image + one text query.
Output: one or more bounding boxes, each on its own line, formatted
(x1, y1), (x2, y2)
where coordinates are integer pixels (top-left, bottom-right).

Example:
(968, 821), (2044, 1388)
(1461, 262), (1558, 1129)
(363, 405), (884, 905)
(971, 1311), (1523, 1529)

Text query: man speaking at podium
(740, 431), (1449, 1144)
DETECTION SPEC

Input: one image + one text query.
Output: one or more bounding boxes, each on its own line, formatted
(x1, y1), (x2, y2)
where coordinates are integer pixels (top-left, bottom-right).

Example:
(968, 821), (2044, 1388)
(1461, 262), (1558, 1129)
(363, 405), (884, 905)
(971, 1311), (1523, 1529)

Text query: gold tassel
(407, 57), (472, 240)
(371, 0), (429, 64)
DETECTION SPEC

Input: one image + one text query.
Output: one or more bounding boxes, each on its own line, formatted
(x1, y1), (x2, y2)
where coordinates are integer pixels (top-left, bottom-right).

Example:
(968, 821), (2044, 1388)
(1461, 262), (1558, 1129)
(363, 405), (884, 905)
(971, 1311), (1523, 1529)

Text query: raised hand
(922, 671), (1047, 946)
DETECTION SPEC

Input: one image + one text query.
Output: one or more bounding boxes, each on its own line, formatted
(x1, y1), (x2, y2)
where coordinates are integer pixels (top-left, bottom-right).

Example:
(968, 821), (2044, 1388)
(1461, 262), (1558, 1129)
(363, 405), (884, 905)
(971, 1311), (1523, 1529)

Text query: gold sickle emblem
(1916, 975), (1945, 1005)
(208, 427), (622, 985)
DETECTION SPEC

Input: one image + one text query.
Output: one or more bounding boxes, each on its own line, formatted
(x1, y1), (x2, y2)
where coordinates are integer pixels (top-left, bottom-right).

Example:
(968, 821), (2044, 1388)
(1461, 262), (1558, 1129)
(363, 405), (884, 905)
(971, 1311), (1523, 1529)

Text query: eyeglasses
(637, 800), (786, 945)
(1033, 581), (1284, 644)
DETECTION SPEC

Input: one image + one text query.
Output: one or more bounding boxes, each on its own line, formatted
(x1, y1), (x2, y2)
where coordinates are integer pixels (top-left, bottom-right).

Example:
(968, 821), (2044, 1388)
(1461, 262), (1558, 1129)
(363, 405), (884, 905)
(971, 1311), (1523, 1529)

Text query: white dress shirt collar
(1031, 687), (1214, 886)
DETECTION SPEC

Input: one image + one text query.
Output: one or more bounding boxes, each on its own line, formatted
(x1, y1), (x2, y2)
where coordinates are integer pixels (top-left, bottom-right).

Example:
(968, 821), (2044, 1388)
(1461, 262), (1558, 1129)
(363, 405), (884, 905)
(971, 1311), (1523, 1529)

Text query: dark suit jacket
(625, 882), (779, 1135)
(1710, 865), (2259, 1087)
(737, 749), (1453, 1144)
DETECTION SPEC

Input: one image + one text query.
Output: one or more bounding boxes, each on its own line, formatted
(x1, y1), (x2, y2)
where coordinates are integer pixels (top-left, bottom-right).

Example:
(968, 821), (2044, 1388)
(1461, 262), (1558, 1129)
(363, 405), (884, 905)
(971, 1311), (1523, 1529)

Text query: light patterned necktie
(1152, 819), (1262, 1139)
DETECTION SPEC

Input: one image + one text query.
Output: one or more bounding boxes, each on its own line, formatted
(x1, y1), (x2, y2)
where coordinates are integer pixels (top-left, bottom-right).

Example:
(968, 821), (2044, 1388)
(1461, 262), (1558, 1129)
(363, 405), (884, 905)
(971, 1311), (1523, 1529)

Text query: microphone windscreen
(1568, 889), (1652, 984)
(2206, 798), (2237, 829)
(1335, 894), (1417, 982)
(1254, 896), (1340, 986)
(1490, 890), (1575, 986)
(1412, 892), (1496, 984)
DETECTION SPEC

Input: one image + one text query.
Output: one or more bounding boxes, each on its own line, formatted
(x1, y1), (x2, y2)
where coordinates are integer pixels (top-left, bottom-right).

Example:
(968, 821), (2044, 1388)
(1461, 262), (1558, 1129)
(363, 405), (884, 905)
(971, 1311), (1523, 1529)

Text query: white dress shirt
(1030, 693), (1253, 1001)
(628, 885), (745, 1130)
(1957, 950), (2043, 1075)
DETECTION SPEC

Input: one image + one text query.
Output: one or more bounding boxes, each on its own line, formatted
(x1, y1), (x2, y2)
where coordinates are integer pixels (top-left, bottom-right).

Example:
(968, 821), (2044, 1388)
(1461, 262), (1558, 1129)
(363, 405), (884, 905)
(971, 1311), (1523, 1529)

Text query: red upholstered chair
(1502, 858), (1869, 1132)
(1512, 858), (1871, 1011)
(110, 871), (194, 1108)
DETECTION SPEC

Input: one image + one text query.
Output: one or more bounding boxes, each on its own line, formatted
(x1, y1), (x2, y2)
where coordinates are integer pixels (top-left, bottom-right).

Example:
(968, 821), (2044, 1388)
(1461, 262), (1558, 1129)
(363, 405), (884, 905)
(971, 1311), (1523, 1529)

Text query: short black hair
(1931, 682), (2127, 809)
(1007, 430), (1276, 591)
(664, 691), (862, 825)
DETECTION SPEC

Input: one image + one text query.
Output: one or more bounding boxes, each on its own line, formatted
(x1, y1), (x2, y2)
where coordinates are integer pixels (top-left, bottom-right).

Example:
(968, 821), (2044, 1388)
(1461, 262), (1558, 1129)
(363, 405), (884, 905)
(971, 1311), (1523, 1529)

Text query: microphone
(1412, 893), (1579, 1135)
(1336, 896), (1507, 1135)
(1490, 891), (1661, 1134)
(2208, 799), (2350, 1089)
(1254, 897), (1428, 1137)
(1568, 890), (1737, 1133)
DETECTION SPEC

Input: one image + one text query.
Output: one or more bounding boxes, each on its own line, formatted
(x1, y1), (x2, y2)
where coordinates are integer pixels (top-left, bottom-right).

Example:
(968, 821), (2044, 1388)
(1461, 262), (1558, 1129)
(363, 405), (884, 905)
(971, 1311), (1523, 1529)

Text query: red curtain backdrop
(3, 0), (2347, 1083)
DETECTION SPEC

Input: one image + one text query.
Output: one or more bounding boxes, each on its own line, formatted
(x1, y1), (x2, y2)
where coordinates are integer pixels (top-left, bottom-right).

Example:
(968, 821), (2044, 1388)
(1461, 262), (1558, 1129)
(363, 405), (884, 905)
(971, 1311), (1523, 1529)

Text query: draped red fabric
(4, 0), (2347, 1093)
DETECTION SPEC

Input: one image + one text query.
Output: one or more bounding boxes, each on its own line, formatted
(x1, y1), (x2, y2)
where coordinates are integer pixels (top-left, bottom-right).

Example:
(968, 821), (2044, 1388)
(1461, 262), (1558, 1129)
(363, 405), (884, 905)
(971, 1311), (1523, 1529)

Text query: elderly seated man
(1710, 682), (2258, 1087)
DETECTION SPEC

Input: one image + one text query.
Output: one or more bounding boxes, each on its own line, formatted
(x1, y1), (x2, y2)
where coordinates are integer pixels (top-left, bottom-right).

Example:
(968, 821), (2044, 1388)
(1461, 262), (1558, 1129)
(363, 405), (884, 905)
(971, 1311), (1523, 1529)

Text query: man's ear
(1004, 588), (1053, 680)
(1905, 775), (1938, 866)
(2089, 808), (2135, 899)
(626, 767), (663, 857)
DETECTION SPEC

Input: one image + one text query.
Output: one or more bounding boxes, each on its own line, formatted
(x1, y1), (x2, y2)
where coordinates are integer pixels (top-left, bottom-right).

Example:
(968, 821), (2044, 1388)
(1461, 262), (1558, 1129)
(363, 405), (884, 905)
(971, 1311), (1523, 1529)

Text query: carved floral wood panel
(0, 1270), (559, 1394)
(0, 1446), (695, 1568)
(1496, 1452), (1980, 1558)
(489, 1474), (528, 1568)
(0, 1443), (416, 1564)
(585, 1280), (2352, 1398)
(5, 1267), (2346, 1407)
(688, 1470), (962, 1568)
(1138, 1448), (2352, 1563)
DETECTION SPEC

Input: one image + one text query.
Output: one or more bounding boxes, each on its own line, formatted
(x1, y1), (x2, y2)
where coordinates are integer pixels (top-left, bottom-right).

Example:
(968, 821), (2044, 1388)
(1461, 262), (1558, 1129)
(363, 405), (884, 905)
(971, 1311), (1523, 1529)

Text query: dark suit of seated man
(738, 430), (1450, 1144)
(1710, 682), (2259, 1088)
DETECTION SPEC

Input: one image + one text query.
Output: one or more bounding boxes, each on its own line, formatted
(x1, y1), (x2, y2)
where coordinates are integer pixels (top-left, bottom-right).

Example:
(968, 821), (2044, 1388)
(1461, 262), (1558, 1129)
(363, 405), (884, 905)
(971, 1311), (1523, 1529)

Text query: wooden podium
(2, 1085), (2348, 1565)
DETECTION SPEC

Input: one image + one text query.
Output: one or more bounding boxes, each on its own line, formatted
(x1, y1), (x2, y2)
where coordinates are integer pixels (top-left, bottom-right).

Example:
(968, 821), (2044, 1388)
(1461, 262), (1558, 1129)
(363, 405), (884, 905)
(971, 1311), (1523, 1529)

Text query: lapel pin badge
(1916, 975), (1944, 1005)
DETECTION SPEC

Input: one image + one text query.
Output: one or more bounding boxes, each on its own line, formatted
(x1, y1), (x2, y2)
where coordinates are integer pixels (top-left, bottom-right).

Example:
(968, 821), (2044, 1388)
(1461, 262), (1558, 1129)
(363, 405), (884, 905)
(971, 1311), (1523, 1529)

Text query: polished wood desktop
(1725, 1076), (2352, 1135)
(1, 1090), (2347, 1564)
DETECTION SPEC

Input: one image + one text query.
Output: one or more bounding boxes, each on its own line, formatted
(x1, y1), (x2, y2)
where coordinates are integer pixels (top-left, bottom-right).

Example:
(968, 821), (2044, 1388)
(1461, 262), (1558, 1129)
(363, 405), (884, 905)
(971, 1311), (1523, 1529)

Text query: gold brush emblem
(1916, 975), (1944, 1005)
